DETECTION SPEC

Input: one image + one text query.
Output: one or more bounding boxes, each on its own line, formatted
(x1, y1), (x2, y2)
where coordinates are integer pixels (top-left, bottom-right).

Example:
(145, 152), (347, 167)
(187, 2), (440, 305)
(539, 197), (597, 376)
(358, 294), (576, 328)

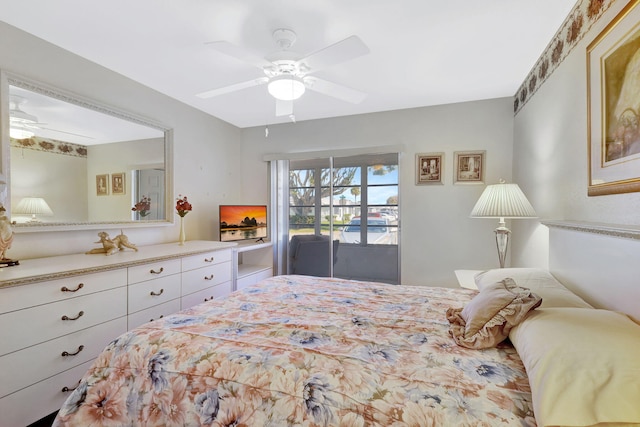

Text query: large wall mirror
(1, 72), (173, 232)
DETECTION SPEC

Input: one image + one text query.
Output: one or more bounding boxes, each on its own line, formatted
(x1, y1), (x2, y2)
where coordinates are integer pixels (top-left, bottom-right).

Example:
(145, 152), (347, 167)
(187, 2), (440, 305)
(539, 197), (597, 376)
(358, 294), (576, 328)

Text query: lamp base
(494, 226), (511, 268)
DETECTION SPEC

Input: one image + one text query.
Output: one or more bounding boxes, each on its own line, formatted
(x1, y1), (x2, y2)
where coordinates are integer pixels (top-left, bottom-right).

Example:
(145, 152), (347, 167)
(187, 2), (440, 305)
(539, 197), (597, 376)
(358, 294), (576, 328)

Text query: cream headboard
(544, 221), (640, 323)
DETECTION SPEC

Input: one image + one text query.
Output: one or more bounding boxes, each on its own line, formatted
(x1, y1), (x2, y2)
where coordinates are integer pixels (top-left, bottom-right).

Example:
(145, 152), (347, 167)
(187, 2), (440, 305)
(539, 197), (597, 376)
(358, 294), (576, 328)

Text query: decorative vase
(178, 216), (186, 245)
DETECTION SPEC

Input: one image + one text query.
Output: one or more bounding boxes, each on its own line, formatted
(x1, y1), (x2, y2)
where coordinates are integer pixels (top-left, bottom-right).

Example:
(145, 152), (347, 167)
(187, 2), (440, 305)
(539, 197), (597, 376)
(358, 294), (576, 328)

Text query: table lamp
(470, 179), (537, 268)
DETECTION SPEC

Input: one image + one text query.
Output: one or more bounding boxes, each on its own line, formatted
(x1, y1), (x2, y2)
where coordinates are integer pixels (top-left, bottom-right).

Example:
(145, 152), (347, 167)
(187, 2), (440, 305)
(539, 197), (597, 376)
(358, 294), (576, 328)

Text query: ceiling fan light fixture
(9, 95), (39, 124)
(268, 75), (305, 101)
(10, 127), (35, 139)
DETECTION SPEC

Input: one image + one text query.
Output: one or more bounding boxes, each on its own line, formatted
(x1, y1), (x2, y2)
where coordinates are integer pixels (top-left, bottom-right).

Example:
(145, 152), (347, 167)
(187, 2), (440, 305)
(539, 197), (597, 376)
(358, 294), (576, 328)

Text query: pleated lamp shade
(13, 197), (54, 222)
(470, 181), (537, 219)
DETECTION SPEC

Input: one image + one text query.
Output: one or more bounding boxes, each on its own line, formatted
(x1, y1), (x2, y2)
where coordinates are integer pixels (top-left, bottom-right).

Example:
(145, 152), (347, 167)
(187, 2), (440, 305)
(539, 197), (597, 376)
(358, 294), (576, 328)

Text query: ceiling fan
(9, 95), (93, 140)
(196, 28), (370, 118)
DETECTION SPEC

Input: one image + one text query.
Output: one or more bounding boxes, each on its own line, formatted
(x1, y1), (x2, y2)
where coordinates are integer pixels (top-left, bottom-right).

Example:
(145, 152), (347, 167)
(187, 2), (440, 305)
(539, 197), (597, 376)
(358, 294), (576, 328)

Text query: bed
(52, 272), (640, 426)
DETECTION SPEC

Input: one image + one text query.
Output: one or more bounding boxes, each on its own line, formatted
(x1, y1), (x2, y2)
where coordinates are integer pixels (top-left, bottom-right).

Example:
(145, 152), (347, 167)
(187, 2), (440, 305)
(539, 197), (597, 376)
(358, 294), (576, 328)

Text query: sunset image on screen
(220, 206), (266, 224)
(219, 205), (268, 242)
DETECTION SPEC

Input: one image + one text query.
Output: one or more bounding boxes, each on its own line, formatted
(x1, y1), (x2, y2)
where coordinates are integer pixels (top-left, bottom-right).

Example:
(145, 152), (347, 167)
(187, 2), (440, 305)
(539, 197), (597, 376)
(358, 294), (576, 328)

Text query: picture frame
(96, 174), (109, 196)
(416, 152), (444, 185)
(587, 0), (640, 196)
(453, 150), (485, 184)
(112, 172), (125, 195)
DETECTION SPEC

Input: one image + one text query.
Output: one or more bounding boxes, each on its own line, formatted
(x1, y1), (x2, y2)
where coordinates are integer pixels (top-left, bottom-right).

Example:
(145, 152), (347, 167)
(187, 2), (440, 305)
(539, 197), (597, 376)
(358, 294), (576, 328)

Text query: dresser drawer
(182, 249), (231, 271)
(181, 281), (232, 310)
(182, 262), (231, 296)
(0, 269), (127, 314)
(128, 298), (181, 330)
(128, 274), (181, 314)
(0, 286), (127, 356)
(128, 258), (181, 284)
(0, 316), (126, 398)
(0, 359), (94, 427)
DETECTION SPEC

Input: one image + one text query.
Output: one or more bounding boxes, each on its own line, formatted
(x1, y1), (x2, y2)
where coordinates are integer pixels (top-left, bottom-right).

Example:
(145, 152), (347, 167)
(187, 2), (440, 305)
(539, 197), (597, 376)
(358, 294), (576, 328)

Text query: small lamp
(267, 75), (306, 101)
(13, 197), (54, 222)
(470, 179), (537, 268)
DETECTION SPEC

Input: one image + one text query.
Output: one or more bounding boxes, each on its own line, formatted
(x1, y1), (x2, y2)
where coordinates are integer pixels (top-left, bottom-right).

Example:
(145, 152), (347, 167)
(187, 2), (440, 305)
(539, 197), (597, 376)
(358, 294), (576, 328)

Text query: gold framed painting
(416, 152), (444, 185)
(453, 150), (485, 184)
(112, 172), (125, 195)
(588, 0), (640, 196)
(96, 174), (109, 196)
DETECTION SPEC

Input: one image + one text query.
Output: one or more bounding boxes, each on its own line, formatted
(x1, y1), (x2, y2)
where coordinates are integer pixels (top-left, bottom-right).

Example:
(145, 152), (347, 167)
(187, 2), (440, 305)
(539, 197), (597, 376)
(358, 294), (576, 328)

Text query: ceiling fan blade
(275, 99), (293, 117)
(196, 77), (269, 99)
(299, 35), (369, 73)
(40, 127), (96, 139)
(12, 122), (95, 139)
(304, 77), (367, 104)
(205, 40), (273, 68)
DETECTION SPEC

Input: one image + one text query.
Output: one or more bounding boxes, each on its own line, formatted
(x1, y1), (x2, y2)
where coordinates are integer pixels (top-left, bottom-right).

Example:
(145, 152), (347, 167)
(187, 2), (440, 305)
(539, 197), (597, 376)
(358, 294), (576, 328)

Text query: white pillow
(474, 268), (592, 309)
(510, 307), (640, 427)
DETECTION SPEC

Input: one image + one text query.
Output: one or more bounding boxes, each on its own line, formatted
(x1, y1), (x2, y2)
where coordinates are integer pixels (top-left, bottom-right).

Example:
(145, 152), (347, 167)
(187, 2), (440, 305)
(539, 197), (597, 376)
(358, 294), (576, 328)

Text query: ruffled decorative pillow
(446, 278), (541, 349)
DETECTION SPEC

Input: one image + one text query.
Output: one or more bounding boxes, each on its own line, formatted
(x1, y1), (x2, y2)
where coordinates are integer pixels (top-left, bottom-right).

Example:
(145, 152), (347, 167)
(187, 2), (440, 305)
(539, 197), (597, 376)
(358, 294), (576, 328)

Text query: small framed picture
(96, 174), (109, 196)
(454, 150), (485, 184)
(112, 172), (125, 195)
(416, 152), (444, 185)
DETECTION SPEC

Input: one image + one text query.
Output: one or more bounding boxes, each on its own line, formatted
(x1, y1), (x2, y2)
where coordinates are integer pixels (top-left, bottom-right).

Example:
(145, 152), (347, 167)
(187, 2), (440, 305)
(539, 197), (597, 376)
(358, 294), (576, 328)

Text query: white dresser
(0, 240), (235, 427)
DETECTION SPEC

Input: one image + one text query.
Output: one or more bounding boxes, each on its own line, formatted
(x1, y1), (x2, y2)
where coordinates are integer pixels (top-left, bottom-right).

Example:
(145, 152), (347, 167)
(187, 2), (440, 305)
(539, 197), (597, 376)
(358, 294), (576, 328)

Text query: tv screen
(219, 205), (268, 242)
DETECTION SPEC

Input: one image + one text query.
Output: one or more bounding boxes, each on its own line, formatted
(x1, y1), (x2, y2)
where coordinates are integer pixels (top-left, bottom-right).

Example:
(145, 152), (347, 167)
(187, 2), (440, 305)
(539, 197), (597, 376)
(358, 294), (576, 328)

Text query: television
(219, 205), (268, 242)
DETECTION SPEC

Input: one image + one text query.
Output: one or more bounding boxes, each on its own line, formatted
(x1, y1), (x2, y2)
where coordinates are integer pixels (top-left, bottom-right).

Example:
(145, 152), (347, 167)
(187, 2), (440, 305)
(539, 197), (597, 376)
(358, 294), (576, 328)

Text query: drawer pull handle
(205, 274), (214, 280)
(204, 296), (214, 302)
(61, 283), (84, 293)
(150, 267), (164, 274)
(150, 288), (164, 296)
(61, 311), (84, 321)
(62, 345), (85, 357)
(62, 381), (81, 393)
(150, 314), (164, 322)
(204, 257), (214, 263)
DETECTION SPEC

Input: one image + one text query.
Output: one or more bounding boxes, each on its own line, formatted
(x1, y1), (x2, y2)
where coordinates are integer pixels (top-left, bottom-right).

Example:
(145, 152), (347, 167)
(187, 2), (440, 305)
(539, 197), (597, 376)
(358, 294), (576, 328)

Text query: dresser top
(0, 240), (237, 289)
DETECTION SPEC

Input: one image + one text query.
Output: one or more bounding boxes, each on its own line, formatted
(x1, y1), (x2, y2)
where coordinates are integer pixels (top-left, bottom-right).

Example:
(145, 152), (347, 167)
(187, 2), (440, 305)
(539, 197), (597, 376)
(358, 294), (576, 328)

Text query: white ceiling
(1, 0), (576, 129)
(9, 85), (163, 145)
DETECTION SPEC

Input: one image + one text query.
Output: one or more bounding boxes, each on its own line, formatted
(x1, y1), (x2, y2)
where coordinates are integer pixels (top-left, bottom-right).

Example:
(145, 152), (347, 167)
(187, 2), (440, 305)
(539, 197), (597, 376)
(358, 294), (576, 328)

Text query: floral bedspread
(53, 275), (535, 426)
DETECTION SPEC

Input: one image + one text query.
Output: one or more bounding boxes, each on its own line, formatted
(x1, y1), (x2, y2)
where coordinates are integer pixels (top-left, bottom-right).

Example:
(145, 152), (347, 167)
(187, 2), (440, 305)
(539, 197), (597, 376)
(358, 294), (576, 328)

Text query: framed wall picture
(416, 152), (444, 185)
(112, 172), (125, 195)
(587, 0), (640, 196)
(454, 150), (485, 184)
(96, 174), (109, 196)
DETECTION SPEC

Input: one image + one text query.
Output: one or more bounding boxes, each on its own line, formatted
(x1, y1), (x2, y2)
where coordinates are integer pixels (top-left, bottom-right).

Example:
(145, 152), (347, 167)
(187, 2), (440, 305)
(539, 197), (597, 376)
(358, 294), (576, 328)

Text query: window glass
(289, 153), (398, 245)
(289, 206), (315, 234)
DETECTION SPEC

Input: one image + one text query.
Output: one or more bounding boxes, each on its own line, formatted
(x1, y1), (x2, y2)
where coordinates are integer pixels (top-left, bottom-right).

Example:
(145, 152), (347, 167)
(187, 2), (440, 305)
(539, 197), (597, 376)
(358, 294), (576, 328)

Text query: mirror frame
(0, 70), (174, 232)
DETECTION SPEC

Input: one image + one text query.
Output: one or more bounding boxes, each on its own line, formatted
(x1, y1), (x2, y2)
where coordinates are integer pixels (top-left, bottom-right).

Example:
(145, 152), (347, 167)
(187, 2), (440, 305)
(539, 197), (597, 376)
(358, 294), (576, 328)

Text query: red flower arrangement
(132, 195), (151, 217)
(176, 195), (192, 217)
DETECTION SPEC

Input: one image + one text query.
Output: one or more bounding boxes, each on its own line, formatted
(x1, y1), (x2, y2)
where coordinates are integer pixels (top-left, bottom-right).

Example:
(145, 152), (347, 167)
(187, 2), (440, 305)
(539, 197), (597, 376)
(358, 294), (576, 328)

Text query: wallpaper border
(10, 136), (87, 158)
(514, 0), (617, 115)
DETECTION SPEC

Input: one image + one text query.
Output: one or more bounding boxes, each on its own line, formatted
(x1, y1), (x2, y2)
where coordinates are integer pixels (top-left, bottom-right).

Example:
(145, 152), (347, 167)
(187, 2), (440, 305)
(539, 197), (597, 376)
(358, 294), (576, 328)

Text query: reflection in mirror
(131, 168), (165, 221)
(5, 75), (171, 229)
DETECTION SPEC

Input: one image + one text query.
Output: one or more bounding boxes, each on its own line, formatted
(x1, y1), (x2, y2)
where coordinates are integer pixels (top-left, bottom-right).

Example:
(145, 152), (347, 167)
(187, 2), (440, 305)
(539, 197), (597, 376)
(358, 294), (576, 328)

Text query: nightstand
(454, 270), (484, 290)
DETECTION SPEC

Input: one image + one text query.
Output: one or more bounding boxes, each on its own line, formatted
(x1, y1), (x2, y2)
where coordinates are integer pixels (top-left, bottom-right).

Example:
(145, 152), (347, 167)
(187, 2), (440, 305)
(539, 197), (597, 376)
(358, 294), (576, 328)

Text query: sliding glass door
(273, 152), (400, 284)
